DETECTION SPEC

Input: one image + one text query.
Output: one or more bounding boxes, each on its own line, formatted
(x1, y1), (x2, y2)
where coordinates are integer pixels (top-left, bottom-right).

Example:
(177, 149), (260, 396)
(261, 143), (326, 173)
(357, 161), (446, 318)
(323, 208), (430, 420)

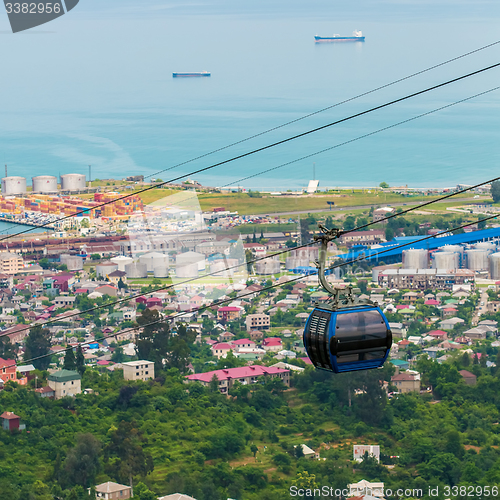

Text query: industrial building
(1, 176), (26, 196)
(377, 268), (475, 290)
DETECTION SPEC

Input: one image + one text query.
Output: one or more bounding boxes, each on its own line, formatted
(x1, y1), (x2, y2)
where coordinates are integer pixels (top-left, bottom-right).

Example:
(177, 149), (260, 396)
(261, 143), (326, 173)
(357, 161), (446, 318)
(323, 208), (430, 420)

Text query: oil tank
(61, 173), (86, 191)
(289, 247), (319, 261)
(176, 262), (199, 278)
(285, 258), (310, 270)
(60, 254), (83, 271)
(176, 251), (206, 272)
(139, 252), (169, 273)
(476, 241), (497, 253)
(439, 245), (463, 266)
(490, 252), (500, 280)
(255, 257), (281, 275)
(466, 249), (490, 271)
(153, 266), (169, 278)
(210, 260), (235, 277)
(125, 262), (148, 278)
(1, 176), (26, 195)
(433, 251), (459, 270)
(32, 175), (58, 193)
(110, 255), (134, 272)
(403, 249), (429, 269)
(96, 261), (118, 277)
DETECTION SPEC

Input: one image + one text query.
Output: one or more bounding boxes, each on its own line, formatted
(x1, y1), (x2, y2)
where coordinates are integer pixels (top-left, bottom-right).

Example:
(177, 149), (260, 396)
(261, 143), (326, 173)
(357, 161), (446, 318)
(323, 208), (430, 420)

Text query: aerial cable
(145, 39), (500, 180)
(2, 62), (500, 243)
(5, 172), (499, 342)
(13, 210), (500, 370)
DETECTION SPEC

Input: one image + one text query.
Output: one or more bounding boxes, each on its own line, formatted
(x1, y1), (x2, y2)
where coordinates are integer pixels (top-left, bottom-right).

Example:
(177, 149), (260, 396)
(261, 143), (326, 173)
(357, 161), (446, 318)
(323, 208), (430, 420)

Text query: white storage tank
(1, 176), (26, 195)
(110, 255), (134, 272)
(285, 258), (310, 270)
(153, 266), (169, 278)
(125, 262), (148, 278)
(476, 241), (497, 253)
(490, 252), (500, 280)
(255, 257), (281, 275)
(96, 261), (118, 277)
(176, 262), (199, 278)
(289, 247), (319, 261)
(466, 249), (490, 271)
(210, 260), (235, 277)
(176, 251), (206, 272)
(60, 254), (83, 271)
(32, 175), (58, 193)
(433, 251), (459, 270)
(139, 252), (169, 273)
(61, 173), (86, 191)
(402, 249), (429, 269)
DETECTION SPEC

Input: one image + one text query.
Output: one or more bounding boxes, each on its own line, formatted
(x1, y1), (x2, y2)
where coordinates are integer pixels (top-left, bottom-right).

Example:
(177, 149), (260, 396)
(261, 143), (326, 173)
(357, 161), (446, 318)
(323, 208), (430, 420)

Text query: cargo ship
(314, 30), (365, 42)
(172, 71), (211, 77)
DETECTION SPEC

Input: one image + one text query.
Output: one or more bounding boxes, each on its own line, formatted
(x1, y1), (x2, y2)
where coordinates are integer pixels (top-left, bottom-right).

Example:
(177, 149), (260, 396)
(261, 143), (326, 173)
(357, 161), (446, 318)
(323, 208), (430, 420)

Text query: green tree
(136, 309), (170, 373)
(491, 180), (500, 203)
(75, 344), (86, 377)
(0, 335), (15, 360)
(111, 346), (125, 363)
(343, 215), (356, 232)
(24, 326), (52, 370)
(250, 444), (258, 459)
(62, 433), (101, 488)
(90, 253), (101, 261)
(166, 324), (196, 372)
(379, 182), (389, 189)
(134, 482), (156, 500)
(104, 421), (154, 496)
(63, 346), (77, 371)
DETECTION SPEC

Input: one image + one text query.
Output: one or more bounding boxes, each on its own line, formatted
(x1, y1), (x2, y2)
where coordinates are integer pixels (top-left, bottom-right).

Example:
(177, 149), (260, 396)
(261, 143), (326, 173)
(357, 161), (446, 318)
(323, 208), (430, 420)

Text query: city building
(47, 370), (82, 399)
(186, 365), (290, 394)
(353, 445), (380, 463)
(121, 360), (155, 381)
(1, 411), (24, 431)
(378, 268), (475, 290)
(94, 481), (132, 500)
(373, 207), (395, 223)
(0, 252), (24, 275)
(245, 313), (270, 331)
(391, 372), (421, 393)
(348, 480), (384, 498)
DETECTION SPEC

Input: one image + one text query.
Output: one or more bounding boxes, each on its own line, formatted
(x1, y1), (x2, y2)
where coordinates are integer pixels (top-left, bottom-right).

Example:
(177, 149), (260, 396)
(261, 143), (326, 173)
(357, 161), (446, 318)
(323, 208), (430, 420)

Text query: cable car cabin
(304, 305), (392, 373)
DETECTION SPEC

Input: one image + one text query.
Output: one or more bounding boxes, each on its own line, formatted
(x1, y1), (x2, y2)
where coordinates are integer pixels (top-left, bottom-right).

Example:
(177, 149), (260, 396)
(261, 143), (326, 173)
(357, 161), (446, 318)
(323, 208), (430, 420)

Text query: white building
(121, 360), (155, 381)
(353, 444), (380, 463)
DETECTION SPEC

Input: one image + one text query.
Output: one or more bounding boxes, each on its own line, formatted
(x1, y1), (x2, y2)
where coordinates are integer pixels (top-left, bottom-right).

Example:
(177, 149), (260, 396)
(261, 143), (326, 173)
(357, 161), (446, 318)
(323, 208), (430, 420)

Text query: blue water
(0, 220), (51, 235)
(0, 0), (499, 190)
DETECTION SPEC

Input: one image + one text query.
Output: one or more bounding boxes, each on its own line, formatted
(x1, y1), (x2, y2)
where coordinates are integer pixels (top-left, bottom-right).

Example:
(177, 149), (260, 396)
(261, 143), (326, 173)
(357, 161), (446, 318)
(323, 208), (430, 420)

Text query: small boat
(172, 71), (211, 78)
(314, 30), (365, 43)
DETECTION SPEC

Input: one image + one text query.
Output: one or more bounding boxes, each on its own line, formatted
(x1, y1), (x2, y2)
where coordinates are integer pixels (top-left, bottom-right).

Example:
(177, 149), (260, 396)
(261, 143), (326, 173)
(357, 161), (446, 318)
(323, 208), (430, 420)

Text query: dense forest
(2, 350), (500, 500)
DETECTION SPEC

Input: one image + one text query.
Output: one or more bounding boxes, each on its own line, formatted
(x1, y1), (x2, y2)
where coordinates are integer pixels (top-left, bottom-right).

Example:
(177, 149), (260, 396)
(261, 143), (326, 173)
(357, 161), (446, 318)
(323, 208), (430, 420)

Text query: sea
(0, 0), (499, 193)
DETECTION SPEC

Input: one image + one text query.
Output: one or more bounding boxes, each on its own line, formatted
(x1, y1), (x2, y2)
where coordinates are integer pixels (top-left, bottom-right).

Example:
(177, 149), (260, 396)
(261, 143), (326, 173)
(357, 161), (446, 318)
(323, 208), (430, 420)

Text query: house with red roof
(0, 357), (18, 385)
(211, 343), (233, 359)
(424, 299), (440, 306)
(217, 306), (242, 322)
(231, 339), (256, 349)
(397, 339), (410, 349)
(1, 412), (23, 431)
(428, 330), (447, 340)
(459, 369), (477, 386)
(391, 371), (420, 393)
(186, 365), (290, 394)
(262, 337), (283, 352)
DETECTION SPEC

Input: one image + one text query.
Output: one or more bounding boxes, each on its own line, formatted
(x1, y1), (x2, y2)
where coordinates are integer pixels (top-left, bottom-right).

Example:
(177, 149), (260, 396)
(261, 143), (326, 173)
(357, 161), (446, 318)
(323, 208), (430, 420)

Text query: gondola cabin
(304, 305), (392, 373)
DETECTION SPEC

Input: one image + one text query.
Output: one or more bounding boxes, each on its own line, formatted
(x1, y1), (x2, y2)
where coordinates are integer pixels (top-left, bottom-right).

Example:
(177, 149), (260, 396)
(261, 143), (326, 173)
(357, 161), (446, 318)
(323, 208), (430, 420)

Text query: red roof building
(0, 357), (18, 384)
(1, 412), (21, 431)
(428, 330), (448, 340)
(217, 306), (242, 322)
(186, 365), (290, 393)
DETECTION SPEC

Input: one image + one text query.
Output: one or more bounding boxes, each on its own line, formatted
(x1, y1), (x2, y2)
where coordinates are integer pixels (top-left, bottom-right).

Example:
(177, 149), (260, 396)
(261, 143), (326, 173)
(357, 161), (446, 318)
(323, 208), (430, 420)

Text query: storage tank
(153, 266), (169, 278)
(60, 254), (83, 271)
(466, 249), (490, 271)
(110, 255), (134, 272)
(176, 251), (205, 272)
(433, 251), (459, 270)
(139, 252), (169, 273)
(96, 261), (118, 277)
(255, 257), (281, 275)
(210, 259), (236, 277)
(476, 241), (497, 253)
(402, 249), (429, 269)
(125, 262), (148, 278)
(289, 247), (319, 261)
(1, 176), (26, 195)
(439, 245), (463, 266)
(490, 252), (500, 280)
(61, 173), (86, 191)
(32, 175), (58, 193)
(285, 258), (310, 270)
(176, 262), (199, 278)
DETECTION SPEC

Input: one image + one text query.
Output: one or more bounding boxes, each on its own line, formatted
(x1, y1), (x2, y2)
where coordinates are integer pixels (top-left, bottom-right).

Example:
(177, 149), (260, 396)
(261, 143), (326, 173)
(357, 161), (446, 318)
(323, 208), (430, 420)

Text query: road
(252, 197), (482, 218)
(472, 289), (489, 326)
